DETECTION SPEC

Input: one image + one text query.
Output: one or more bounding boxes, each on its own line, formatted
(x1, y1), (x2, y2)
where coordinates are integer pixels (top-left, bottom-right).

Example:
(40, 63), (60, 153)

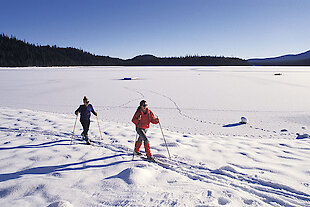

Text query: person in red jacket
(132, 100), (159, 161)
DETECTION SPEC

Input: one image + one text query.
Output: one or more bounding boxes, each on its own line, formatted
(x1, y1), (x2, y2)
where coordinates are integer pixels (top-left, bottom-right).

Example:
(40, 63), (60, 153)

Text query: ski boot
(134, 151), (142, 156)
(147, 157), (156, 162)
(81, 132), (86, 140)
(85, 135), (91, 145)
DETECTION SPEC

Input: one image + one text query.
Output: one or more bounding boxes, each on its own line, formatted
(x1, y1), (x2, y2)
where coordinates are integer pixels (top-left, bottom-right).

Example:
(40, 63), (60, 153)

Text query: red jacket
(132, 108), (159, 129)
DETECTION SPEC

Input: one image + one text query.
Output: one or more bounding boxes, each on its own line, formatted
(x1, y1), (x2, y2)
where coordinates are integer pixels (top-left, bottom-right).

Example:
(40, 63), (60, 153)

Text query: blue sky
(1, 0), (310, 59)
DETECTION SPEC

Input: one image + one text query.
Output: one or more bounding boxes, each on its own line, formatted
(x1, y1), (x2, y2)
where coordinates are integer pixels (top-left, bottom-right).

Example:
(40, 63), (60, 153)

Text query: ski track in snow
(1, 67), (310, 206)
(98, 85), (301, 140)
(99, 87), (145, 110)
(140, 88), (298, 139)
(1, 107), (310, 206)
(94, 140), (310, 207)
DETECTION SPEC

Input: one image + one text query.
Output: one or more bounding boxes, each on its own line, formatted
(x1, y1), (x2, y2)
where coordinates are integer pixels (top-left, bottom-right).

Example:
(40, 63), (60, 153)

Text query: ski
(139, 155), (169, 167)
(87, 139), (99, 146)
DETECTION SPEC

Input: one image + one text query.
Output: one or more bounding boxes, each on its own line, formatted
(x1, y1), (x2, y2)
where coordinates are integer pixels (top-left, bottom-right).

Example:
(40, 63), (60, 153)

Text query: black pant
(136, 127), (149, 144)
(80, 119), (90, 136)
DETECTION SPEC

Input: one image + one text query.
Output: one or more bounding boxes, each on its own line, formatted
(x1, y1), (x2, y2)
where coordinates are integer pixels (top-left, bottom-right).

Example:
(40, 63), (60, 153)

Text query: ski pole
(157, 117), (171, 159)
(96, 115), (103, 140)
(132, 132), (138, 160)
(71, 114), (78, 144)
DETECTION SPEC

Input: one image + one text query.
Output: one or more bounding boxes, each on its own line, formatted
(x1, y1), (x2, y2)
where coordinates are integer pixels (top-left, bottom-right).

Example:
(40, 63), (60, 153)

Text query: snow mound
(47, 200), (73, 207)
(107, 166), (155, 185)
(240, 117), (247, 124)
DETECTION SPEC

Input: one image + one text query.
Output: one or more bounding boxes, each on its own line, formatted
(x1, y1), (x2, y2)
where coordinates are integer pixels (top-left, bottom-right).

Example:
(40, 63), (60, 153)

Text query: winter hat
(140, 100), (147, 106)
(83, 96), (89, 103)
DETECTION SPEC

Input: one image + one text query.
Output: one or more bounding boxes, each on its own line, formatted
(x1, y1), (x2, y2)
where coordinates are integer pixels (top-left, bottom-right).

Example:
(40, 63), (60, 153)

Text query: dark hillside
(0, 34), (122, 67)
(247, 50), (310, 66)
(0, 34), (249, 67)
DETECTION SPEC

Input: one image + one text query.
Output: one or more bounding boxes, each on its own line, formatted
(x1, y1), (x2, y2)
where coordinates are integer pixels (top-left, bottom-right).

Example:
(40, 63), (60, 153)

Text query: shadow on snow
(222, 122), (245, 128)
(0, 153), (130, 182)
(0, 139), (71, 150)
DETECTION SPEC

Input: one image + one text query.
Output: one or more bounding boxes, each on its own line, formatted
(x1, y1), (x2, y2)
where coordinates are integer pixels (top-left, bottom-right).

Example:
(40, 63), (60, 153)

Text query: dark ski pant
(136, 127), (149, 144)
(135, 127), (152, 158)
(80, 119), (90, 138)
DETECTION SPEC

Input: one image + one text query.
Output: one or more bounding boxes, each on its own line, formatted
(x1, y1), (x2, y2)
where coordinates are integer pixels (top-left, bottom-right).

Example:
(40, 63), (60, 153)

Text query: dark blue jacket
(75, 104), (97, 120)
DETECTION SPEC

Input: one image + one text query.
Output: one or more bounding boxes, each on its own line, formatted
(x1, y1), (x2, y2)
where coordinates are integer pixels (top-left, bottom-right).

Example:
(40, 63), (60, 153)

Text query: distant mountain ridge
(248, 50), (310, 66)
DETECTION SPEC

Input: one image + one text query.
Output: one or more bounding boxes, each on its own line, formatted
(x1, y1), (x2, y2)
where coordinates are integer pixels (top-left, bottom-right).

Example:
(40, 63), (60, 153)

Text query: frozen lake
(1, 66), (310, 138)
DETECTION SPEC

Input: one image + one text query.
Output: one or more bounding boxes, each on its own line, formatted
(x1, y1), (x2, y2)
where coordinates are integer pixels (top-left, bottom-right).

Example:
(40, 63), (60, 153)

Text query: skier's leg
(80, 119), (87, 137)
(142, 130), (153, 158)
(84, 120), (90, 142)
(144, 142), (152, 158)
(137, 128), (152, 158)
(81, 119), (90, 143)
(136, 128), (148, 142)
(85, 119), (90, 136)
(134, 141), (142, 153)
(135, 127), (146, 153)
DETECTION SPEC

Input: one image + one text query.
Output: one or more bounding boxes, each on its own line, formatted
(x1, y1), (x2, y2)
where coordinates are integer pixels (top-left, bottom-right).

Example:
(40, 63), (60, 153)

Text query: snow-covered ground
(0, 66), (310, 206)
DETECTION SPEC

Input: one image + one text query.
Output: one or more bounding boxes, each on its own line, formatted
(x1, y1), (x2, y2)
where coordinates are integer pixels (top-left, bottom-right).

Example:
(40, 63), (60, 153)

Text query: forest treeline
(0, 34), (250, 67)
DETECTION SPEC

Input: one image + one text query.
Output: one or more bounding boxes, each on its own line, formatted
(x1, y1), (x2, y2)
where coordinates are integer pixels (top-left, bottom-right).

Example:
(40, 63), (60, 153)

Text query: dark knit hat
(140, 100), (147, 106)
(83, 96), (89, 103)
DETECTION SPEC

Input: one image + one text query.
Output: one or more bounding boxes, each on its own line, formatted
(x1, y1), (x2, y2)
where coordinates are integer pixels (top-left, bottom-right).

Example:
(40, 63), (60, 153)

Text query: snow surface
(0, 66), (310, 206)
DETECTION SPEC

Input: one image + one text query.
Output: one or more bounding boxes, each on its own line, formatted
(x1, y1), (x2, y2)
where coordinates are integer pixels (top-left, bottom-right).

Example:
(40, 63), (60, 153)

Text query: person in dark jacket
(75, 96), (97, 144)
(132, 100), (159, 161)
